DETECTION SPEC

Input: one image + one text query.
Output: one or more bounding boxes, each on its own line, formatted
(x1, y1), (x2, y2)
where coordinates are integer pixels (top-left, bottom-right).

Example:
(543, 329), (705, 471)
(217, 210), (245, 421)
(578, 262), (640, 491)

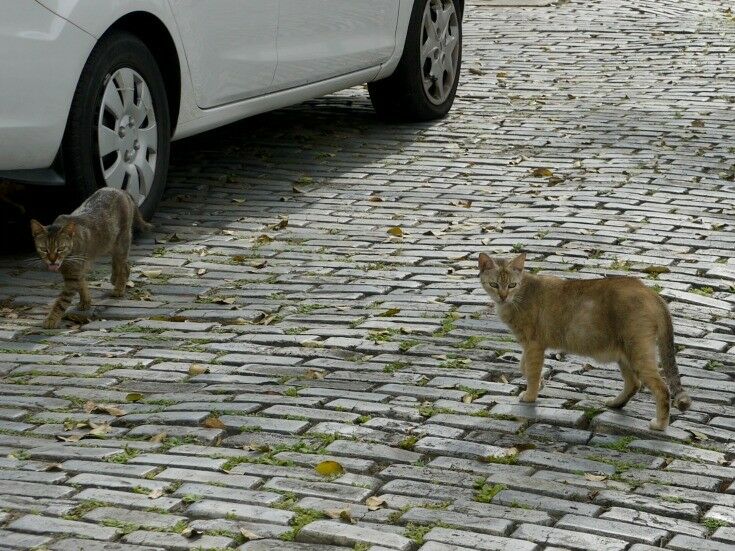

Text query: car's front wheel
(369, 0), (462, 121)
(62, 31), (170, 219)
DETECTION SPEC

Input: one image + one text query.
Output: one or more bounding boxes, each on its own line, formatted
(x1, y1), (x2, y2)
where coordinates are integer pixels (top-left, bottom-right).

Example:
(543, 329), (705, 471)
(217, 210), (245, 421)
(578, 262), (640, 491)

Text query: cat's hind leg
(110, 238), (131, 298)
(605, 359), (641, 409)
(632, 346), (670, 431)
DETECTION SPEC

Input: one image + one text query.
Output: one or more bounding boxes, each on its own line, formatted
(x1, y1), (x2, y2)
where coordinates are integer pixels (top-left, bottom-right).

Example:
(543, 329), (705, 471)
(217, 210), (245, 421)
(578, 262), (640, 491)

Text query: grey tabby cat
(30, 188), (151, 329)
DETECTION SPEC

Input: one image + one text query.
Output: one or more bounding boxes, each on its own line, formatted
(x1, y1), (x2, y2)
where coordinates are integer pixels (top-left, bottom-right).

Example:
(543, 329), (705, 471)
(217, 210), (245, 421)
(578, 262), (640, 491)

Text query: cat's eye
(508, 283), (517, 288)
(489, 282), (499, 289)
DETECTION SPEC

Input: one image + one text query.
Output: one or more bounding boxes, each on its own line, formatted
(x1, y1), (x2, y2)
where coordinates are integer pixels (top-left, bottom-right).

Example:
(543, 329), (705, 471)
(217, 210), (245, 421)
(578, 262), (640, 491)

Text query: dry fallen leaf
(251, 260), (268, 269)
(188, 365), (209, 376)
(497, 71), (508, 78)
(691, 119), (705, 128)
(531, 167), (554, 178)
(148, 488), (164, 499)
(197, 268), (207, 276)
(149, 432), (168, 444)
(203, 416), (226, 429)
(326, 508), (356, 524)
(584, 473), (608, 482)
(56, 434), (83, 443)
(181, 527), (203, 539)
(642, 265), (671, 275)
(378, 308), (401, 317)
(88, 422), (111, 437)
(462, 394), (474, 404)
(469, 67), (484, 75)
(304, 369), (326, 380)
(141, 270), (162, 278)
(270, 217), (288, 231)
(315, 460), (344, 476)
(387, 226), (404, 238)
(239, 528), (263, 541)
(255, 234), (273, 245)
(365, 496), (386, 511)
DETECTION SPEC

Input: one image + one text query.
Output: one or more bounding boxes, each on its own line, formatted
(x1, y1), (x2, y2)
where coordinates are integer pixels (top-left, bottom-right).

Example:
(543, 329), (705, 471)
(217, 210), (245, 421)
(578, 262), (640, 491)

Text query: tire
(62, 31), (170, 220)
(369, 0), (462, 121)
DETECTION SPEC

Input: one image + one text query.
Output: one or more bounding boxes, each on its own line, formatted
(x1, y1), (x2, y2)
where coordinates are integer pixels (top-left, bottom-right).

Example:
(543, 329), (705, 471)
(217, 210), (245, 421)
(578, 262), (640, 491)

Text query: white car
(1, 0), (463, 218)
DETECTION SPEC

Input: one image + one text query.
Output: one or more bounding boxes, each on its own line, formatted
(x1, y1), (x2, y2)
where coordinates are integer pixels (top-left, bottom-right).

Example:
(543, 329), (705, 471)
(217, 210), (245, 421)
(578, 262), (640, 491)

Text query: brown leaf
(83, 401), (97, 414)
(231, 198), (246, 204)
(452, 199), (472, 208)
(304, 369), (326, 380)
(378, 308), (401, 318)
(43, 463), (63, 471)
(691, 119), (705, 128)
(365, 496), (386, 511)
(197, 268), (207, 276)
(315, 460), (344, 476)
(255, 234), (273, 245)
(642, 265), (671, 275)
(149, 432), (168, 444)
(326, 508), (356, 524)
(251, 260), (268, 269)
(148, 488), (165, 499)
(188, 365), (209, 376)
(531, 168), (554, 178)
(462, 394), (474, 404)
(387, 226), (404, 238)
(584, 473), (608, 482)
(469, 67), (484, 75)
(181, 527), (204, 539)
(203, 416), (226, 429)
(497, 71), (508, 78)
(369, 195), (383, 202)
(269, 217), (288, 231)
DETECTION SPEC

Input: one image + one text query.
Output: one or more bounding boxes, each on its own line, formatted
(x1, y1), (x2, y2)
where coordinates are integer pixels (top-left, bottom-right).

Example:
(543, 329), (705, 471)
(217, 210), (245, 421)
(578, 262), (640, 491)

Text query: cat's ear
(479, 253), (496, 272)
(60, 221), (76, 237)
(509, 252), (526, 272)
(30, 219), (46, 238)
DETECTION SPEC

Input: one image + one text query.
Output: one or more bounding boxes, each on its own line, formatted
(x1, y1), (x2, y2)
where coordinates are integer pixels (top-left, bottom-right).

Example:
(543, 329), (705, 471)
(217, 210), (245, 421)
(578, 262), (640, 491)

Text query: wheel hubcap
(97, 68), (158, 206)
(421, 0), (460, 105)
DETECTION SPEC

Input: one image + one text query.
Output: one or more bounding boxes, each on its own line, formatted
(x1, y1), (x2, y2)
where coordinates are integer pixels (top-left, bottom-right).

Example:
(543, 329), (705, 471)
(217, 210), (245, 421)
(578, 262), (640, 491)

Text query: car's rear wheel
(62, 31), (170, 219)
(369, 0), (462, 121)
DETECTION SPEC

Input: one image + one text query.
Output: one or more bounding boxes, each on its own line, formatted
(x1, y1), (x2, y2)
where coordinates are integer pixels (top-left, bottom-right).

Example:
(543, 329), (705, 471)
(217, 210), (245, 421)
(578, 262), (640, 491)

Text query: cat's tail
(657, 295), (691, 411)
(126, 192), (154, 234)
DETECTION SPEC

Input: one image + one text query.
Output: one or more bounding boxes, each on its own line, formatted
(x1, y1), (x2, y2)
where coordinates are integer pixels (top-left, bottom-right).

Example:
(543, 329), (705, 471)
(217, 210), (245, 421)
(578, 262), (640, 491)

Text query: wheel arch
(104, 12), (182, 134)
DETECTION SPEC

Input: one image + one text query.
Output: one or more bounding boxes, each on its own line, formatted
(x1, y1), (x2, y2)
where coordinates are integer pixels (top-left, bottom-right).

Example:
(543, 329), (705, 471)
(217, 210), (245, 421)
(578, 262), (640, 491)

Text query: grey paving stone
(154, 467), (261, 488)
(72, 488), (182, 511)
(399, 508), (513, 536)
(511, 524), (628, 551)
(8, 514), (118, 541)
(0, 530), (52, 549)
(425, 527), (540, 551)
(493, 489), (602, 517)
(325, 440), (422, 464)
(123, 531), (234, 550)
(601, 506), (708, 538)
(298, 520), (412, 550)
(667, 534), (735, 551)
(414, 437), (514, 461)
(555, 513), (668, 545)
(186, 499), (294, 525)
(83, 506), (187, 530)
(239, 541), (350, 551)
(49, 539), (165, 551)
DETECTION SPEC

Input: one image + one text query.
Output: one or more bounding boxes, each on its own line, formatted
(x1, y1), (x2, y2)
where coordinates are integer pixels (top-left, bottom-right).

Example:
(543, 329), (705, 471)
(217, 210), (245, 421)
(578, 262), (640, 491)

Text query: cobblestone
(1, 0), (734, 549)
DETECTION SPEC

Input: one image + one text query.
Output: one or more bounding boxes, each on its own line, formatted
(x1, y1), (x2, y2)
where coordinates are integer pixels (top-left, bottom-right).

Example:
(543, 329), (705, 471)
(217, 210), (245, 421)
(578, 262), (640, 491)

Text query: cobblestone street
(1, 0), (735, 549)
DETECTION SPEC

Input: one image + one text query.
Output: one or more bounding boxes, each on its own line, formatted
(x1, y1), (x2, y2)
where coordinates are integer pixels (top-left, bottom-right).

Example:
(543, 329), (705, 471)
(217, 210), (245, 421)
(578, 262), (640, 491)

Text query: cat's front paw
(79, 301), (92, 311)
(518, 390), (537, 403)
(110, 290), (125, 299)
(42, 317), (60, 329)
(649, 418), (669, 432)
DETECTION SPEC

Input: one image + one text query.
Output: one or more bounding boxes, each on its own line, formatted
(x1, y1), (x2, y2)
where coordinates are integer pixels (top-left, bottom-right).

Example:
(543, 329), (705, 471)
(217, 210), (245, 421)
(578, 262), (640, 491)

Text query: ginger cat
(31, 188), (151, 329)
(479, 252), (691, 431)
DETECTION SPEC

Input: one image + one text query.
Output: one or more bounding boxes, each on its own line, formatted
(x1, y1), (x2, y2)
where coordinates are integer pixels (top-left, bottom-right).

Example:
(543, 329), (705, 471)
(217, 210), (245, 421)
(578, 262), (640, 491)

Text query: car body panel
(274, 0), (400, 89)
(0, 1), (95, 170)
(1, 0), (419, 174)
(168, 1), (280, 108)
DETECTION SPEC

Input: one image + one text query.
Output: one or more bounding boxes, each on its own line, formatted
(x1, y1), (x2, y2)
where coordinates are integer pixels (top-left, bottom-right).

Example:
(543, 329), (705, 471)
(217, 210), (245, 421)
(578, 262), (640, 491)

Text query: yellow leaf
(584, 473), (608, 482)
(148, 488), (164, 499)
(125, 393), (143, 403)
(378, 308), (401, 317)
(387, 226), (404, 238)
(203, 416), (226, 429)
(462, 394), (474, 404)
(315, 460), (344, 476)
(497, 71), (508, 78)
(141, 270), (162, 278)
(197, 268), (207, 276)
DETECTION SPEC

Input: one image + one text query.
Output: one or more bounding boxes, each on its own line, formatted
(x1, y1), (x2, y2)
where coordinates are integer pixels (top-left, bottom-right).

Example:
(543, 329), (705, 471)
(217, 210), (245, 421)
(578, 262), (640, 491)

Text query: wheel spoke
(104, 159), (127, 189)
(115, 69), (135, 113)
(134, 156), (155, 195)
(138, 124), (158, 152)
(422, 34), (439, 59)
(98, 126), (122, 157)
(126, 165), (141, 202)
(102, 82), (124, 119)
